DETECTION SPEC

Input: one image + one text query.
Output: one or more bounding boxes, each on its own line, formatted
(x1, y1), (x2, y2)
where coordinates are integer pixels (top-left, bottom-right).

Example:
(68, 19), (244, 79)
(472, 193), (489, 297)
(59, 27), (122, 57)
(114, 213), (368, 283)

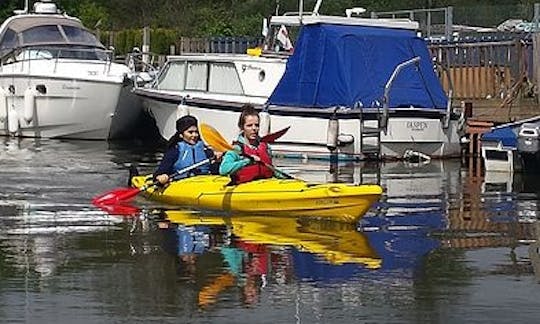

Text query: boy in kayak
(219, 104), (284, 184)
(154, 115), (221, 184)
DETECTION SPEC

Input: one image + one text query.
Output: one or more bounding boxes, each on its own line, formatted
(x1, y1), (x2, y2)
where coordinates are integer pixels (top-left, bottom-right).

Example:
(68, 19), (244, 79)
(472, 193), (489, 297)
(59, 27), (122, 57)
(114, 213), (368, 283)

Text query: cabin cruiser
(134, 0), (463, 160)
(0, 0), (140, 139)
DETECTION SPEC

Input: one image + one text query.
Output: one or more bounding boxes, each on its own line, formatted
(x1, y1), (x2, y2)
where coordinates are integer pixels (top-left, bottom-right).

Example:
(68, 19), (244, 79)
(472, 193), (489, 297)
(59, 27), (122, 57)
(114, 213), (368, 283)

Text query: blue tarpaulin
(268, 24), (448, 109)
(481, 127), (517, 147)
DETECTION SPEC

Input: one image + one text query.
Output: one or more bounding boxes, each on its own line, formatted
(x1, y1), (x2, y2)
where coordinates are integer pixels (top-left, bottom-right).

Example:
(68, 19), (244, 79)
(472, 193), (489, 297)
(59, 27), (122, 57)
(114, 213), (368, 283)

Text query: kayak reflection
(158, 210), (382, 307)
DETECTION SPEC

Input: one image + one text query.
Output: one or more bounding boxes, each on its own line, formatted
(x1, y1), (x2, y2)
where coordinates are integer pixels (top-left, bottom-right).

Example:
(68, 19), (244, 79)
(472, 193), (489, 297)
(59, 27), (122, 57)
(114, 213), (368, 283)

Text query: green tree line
(1, 0), (538, 54)
(2, 0), (539, 35)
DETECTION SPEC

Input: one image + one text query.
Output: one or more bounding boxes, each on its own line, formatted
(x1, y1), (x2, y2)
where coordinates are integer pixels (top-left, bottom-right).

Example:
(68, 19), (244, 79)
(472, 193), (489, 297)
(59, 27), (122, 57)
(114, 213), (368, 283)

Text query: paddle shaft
(144, 158), (211, 189)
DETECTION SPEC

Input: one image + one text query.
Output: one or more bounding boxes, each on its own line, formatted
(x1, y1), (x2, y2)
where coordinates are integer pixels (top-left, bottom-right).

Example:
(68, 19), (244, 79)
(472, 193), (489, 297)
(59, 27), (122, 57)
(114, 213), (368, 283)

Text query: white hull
(140, 93), (462, 160)
(0, 61), (138, 140)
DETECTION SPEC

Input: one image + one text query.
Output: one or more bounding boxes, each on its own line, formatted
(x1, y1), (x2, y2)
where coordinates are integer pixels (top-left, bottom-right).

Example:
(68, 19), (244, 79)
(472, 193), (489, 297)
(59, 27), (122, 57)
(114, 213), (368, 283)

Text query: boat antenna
(299, 0), (303, 24)
(313, 0), (322, 15)
(13, 0), (29, 14)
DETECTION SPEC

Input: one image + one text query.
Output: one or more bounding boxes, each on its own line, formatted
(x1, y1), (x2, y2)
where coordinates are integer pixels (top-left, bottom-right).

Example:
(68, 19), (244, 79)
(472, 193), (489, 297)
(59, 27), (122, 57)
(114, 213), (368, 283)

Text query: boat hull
(138, 91), (462, 160)
(0, 61), (139, 140)
(131, 175), (383, 222)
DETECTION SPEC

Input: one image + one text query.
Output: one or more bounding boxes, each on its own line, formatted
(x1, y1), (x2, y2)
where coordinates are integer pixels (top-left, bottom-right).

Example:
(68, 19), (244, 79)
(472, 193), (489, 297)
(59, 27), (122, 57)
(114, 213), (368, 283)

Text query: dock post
(142, 26), (150, 66)
(533, 33), (540, 104)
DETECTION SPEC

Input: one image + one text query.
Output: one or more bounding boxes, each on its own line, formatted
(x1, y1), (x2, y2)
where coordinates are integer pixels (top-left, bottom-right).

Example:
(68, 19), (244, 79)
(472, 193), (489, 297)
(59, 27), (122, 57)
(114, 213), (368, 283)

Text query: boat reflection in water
(158, 202), (444, 308)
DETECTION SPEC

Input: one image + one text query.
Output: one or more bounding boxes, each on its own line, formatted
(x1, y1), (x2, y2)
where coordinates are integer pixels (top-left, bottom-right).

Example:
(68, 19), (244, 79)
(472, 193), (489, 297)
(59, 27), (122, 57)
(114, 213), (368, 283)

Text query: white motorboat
(134, 1), (464, 160)
(0, 0), (140, 139)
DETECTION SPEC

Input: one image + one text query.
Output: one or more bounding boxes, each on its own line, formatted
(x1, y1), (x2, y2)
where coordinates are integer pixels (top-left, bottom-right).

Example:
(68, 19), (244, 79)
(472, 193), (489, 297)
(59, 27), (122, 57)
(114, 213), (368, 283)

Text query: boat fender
(7, 105), (18, 134)
(259, 110), (271, 137)
(176, 102), (190, 119)
(337, 134), (354, 145)
(23, 87), (36, 123)
(402, 149), (431, 163)
(0, 87), (6, 122)
(327, 115), (339, 151)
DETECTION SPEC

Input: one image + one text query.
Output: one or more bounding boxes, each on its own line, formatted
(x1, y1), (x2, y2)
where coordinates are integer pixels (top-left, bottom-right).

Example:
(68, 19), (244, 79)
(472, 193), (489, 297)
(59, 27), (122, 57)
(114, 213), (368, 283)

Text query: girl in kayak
(154, 115), (221, 184)
(219, 104), (284, 184)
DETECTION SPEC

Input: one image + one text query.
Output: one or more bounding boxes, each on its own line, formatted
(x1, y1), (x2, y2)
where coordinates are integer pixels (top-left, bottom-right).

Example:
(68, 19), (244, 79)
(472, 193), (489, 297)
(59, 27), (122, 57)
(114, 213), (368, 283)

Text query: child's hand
(213, 151), (223, 161)
(156, 174), (169, 184)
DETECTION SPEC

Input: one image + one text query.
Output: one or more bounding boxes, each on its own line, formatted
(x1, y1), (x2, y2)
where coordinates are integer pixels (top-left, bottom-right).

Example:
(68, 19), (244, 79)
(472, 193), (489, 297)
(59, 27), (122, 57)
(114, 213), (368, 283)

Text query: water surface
(1, 138), (539, 323)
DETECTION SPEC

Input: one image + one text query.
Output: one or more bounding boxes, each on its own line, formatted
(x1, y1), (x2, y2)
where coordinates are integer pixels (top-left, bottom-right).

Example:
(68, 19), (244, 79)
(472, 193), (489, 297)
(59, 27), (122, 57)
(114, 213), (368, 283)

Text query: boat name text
(62, 84), (80, 90)
(407, 121), (428, 131)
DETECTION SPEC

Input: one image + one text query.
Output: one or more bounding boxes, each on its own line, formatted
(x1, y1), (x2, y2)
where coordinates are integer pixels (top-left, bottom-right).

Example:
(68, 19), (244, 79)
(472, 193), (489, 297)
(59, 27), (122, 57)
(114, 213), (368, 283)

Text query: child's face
(181, 125), (199, 145)
(242, 115), (260, 142)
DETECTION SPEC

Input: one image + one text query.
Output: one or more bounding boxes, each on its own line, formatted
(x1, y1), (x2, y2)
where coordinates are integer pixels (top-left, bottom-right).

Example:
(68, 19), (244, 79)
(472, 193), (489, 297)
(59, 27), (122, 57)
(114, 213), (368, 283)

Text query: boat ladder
(359, 109), (383, 161)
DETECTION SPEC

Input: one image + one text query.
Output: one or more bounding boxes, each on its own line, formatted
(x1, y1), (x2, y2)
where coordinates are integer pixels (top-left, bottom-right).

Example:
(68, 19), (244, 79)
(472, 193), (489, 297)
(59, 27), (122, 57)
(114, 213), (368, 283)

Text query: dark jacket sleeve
(153, 146), (178, 179)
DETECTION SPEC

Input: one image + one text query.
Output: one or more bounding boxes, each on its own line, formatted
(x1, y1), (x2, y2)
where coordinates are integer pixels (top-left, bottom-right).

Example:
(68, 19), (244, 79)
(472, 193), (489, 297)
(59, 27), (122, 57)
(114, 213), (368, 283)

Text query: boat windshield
(0, 19), (106, 61)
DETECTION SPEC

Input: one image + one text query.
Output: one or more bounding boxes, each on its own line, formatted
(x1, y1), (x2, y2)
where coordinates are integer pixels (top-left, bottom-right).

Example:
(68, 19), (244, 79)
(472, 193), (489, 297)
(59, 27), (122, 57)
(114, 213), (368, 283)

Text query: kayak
(163, 210), (382, 268)
(131, 175), (382, 222)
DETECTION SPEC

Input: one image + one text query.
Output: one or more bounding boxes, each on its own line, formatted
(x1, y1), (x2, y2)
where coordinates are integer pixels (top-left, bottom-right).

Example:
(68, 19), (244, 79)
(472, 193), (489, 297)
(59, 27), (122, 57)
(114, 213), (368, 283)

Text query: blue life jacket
(173, 141), (209, 178)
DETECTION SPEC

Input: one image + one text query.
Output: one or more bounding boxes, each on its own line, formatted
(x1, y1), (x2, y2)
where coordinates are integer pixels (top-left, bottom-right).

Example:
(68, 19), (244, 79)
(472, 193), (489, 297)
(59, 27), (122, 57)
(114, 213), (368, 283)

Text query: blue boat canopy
(481, 126), (517, 147)
(268, 24), (448, 109)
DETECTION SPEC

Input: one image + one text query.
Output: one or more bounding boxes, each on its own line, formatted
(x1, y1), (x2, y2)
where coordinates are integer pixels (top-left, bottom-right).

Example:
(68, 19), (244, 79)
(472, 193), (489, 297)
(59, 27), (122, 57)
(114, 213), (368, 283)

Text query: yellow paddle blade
(200, 123), (234, 152)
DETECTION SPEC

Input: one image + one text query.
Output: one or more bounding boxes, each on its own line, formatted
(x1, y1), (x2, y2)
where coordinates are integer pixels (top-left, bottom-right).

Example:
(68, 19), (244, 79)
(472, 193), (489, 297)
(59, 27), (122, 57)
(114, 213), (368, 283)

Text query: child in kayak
(219, 104), (284, 184)
(154, 115), (221, 184)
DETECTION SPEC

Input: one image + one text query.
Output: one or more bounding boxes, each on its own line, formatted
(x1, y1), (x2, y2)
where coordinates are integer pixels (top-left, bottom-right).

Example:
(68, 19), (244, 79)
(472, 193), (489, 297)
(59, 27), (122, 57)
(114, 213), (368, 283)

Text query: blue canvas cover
(268, 24), (448, 109)
(481, 126), (517, 147)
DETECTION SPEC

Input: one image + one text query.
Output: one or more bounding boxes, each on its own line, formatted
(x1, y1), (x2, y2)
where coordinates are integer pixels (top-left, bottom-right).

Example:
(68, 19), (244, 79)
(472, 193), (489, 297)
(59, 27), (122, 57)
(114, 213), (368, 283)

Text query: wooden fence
(429, 38), (531, 101)
(176, 36), (263, 54)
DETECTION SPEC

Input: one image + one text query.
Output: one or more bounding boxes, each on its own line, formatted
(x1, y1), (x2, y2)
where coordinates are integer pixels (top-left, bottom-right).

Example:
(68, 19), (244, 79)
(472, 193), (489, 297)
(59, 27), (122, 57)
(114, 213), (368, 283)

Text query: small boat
(131, 175), (383, 222)
(0, 0), (141, 139)
(162, 210), (381, 268)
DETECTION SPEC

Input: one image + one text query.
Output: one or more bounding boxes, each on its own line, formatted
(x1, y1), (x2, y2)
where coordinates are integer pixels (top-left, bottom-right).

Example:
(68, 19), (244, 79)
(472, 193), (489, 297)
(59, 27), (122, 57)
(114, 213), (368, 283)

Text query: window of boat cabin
(185, 61), (207, 91)
(22, 25), (64, 44)
(156, 61), (186, 91)
(0, 28), (17, 58)
(208, 62), (243, 95)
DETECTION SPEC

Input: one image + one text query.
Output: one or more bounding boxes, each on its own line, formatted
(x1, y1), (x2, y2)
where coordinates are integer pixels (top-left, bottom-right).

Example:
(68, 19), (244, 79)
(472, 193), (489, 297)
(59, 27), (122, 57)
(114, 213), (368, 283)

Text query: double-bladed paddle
(199, 123), (296, 180)
(92, 125), (291, 206)
(92, 158), (211, 205)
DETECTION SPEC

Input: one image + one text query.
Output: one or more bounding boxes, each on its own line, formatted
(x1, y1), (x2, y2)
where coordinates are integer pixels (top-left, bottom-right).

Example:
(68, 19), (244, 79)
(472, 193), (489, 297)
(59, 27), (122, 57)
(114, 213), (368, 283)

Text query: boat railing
(0, 46), (115, 74)
(382, 56), (421, 133)
(123, 50), (161, 88)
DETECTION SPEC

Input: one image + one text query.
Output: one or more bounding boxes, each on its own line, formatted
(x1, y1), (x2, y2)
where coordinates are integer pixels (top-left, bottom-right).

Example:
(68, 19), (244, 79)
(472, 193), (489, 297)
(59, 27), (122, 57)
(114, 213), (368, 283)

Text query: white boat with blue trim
(134, 1), (464, 160)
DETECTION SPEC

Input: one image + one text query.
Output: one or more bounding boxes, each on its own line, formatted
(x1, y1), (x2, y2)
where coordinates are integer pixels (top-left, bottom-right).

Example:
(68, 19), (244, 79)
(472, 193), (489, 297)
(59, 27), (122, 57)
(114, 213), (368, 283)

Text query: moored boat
(134, 0), (463, 160)
(0, 0), (141, 139)
(131, 174), (383, 222)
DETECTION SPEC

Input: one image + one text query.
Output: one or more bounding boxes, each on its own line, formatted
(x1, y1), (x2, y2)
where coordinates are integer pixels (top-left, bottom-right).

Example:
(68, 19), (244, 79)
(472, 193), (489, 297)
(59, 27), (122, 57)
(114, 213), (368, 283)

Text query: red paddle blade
(95, 203), (141, 217)
(261, 126), (290, 143)
(92, 187), (141, 205)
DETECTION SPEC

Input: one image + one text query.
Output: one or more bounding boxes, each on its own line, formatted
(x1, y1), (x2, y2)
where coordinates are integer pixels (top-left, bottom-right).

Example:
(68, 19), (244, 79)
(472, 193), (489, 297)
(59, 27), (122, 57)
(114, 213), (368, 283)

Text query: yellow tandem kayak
(131, 175), (382, 222)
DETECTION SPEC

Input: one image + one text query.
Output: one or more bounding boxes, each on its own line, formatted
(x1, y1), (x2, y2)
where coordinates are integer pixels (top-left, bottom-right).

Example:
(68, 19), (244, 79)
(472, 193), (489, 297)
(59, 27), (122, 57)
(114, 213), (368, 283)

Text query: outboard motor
(518, 123), (540, 154)
(517, 123), (540, 172)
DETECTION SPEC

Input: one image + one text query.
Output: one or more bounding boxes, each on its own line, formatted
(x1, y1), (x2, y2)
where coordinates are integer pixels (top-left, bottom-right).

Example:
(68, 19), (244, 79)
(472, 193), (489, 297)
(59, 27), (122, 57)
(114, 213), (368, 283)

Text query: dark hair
(237, 104), (259, 129)
(166, 115), (199, 148)
(176, 115), (198, 133)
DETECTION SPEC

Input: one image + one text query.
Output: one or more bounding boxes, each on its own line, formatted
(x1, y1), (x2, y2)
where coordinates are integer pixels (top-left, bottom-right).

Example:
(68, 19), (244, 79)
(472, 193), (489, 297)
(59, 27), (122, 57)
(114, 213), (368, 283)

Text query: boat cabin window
(156, 61), (186, 91)
(0, 28), (18, 57)
(209, 62), (243, 95)
(62, 25), (100, 45)
(21, 25), (64, 44)
(186, 61), (208, 91)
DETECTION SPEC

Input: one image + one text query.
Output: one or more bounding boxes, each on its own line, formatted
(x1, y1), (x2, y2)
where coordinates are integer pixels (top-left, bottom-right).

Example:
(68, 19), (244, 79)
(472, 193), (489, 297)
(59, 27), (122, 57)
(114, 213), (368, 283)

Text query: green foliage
(100, 28), (182, 55)
(0, 0), (538, 39)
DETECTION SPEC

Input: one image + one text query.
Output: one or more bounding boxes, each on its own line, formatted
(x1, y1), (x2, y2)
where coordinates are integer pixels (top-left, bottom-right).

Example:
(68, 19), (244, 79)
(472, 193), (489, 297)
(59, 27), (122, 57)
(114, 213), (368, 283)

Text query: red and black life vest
(234, 141), (274, 184)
